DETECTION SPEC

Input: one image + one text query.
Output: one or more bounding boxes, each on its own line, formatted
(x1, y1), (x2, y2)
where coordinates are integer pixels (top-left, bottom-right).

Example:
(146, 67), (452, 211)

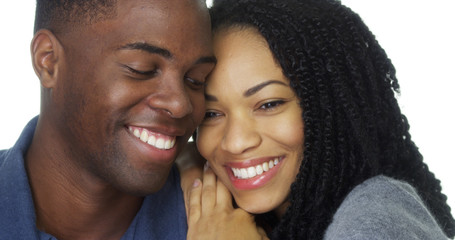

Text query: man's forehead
(116, 0), (207, 13)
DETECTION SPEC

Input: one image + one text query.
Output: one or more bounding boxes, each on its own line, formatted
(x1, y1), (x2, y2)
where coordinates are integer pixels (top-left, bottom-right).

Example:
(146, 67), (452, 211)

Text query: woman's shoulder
(323, 175), (448, 240)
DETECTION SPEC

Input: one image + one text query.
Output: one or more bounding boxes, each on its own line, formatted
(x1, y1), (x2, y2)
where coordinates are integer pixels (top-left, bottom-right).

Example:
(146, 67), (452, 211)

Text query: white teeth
(147, 135), (156, 145)
(247, 167), (257, 178)
(234, 169), (242, 179)
(129, 127), (176, 150)
(165, 140), (172, 149)
(133, 129), (141, 138)
(155, 138), (165, 149)
(240, 169), (248, 179)
(140, 130), (148, 142)
(262, 162), (269, 172)
(231, 158), (281, 180)
(256, 165), (263, 175)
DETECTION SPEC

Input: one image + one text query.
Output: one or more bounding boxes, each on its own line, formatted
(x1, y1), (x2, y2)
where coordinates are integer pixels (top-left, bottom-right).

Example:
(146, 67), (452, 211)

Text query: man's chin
(115, 168), (173, 196)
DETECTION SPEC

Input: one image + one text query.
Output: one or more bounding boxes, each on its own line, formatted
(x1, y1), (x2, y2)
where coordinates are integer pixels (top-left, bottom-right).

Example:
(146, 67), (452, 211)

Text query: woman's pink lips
(225, 157), (284, 190)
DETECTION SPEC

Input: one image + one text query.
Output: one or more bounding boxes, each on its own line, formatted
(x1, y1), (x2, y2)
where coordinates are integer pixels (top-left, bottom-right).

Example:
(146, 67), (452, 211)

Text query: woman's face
(196, 27), (304, 215)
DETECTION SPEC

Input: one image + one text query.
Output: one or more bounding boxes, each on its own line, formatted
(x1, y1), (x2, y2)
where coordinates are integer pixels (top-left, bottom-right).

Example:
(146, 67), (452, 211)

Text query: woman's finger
(187, 178), (202, 225)
(201, 164), (217, 212)
(180, 166), (204, 217)
(216, 178), (233, 209)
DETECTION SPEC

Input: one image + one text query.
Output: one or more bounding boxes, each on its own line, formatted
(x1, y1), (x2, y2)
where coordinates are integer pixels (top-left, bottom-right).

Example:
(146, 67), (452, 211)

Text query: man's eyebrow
(244, 80), (288, 97)
(118, 42), (173, 59)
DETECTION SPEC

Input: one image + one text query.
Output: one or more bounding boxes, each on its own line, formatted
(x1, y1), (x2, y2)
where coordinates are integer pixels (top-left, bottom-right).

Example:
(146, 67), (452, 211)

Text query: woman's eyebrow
(244, 80), (288, 97)
(204, 80), (288, 101)
(205, 93), (218, 101)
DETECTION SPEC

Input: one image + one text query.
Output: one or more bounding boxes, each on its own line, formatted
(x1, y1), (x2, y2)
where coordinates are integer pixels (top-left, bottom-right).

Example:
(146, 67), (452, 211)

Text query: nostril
(145, 78), (194, 118)
(165, 95), (193, 119)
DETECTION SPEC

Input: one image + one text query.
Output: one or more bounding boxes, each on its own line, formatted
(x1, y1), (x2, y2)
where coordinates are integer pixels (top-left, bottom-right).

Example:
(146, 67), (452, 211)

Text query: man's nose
(146, 75), (193, 119)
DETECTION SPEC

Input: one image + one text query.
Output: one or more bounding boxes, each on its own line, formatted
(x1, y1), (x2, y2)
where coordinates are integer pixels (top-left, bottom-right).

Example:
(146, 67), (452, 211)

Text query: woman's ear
(31, 29), (62, 89)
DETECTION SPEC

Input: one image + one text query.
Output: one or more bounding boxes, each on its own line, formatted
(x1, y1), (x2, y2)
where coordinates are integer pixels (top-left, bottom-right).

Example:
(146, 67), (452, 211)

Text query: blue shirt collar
(0, 116), (187, 239)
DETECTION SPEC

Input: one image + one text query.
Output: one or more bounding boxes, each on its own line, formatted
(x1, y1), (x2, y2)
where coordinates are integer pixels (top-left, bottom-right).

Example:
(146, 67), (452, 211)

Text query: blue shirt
(0, 117), (188, 239)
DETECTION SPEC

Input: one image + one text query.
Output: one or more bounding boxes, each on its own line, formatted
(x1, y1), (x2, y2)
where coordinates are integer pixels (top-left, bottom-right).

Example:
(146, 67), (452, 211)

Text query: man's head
(31, 0), (215, 195)
(34, 0), (117, 34)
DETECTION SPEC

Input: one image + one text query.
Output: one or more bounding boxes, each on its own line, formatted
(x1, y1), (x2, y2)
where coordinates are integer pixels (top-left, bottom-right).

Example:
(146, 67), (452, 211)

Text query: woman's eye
(259, 100), (285, 110)
(204, 111), (221, 120)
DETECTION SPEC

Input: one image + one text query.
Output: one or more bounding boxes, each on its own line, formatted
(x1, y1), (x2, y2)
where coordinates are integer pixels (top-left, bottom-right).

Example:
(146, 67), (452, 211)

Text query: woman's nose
(220, 116), (261, 155)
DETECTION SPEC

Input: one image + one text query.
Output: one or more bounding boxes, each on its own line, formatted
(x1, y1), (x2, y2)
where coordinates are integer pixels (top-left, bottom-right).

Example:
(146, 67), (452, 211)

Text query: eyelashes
(204, 111), (221, 120)
(258, 100), (285, 110)
(185, 76), (206, 90)
(123, 65), (206, 90)
(203, 99), (287, 121)
(124, 65), (158, 77)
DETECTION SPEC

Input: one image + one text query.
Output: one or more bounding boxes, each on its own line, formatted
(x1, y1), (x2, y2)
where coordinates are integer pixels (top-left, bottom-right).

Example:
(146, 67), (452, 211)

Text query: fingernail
(203, 161), (210, 171)
(193, 178), (201, 188)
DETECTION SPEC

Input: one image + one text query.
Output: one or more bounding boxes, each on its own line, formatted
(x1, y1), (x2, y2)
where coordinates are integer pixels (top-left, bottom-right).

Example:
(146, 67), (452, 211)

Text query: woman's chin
(233, 193), (290, 217)
(235, 200), (276, 214)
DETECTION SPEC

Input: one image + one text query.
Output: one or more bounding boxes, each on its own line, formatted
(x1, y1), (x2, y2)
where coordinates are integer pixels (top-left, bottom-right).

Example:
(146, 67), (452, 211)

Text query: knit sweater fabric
(324, 175), (448, 239)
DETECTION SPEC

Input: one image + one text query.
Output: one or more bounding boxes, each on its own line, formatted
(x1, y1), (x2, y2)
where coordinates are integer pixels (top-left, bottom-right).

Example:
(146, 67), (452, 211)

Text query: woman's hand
(186, 165), (269, 240)
(176, 142), (206, 217)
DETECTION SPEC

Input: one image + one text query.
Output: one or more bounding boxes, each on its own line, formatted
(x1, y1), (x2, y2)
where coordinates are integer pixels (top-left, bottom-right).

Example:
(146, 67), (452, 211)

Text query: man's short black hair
(34, 0), (117, 34)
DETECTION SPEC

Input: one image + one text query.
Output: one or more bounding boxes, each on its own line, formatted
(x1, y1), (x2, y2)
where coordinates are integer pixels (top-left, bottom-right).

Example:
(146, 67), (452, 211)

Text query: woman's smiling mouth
(225, 156), (284, 190)
(230, 157), (281, 179)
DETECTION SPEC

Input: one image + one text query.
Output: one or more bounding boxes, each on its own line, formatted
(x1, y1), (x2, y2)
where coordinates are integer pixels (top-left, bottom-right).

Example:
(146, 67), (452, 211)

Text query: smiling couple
(0, 0), (453, 239)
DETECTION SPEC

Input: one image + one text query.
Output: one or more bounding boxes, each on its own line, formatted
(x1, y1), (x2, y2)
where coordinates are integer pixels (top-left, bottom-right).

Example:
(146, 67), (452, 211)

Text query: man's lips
(127, 126), (177, 150)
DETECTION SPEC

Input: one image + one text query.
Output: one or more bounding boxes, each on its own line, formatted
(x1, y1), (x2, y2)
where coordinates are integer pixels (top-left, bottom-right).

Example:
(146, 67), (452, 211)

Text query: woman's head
(197, 26), (304, 215)
(202, 0), (454, 238)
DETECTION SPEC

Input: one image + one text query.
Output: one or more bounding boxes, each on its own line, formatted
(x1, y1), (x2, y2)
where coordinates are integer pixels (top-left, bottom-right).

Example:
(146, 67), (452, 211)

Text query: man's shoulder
(0, 147), (16, 179)
(0, 117), (38, 169)
(324, 175), (448, 240)
(0, 149), (6, 164)
(0, 145), (15, 164)
(0, 147), (39, 239)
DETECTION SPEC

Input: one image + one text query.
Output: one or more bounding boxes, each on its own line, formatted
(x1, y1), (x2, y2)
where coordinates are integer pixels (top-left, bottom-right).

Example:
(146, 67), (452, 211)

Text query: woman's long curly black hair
(210, 0), (455, 239)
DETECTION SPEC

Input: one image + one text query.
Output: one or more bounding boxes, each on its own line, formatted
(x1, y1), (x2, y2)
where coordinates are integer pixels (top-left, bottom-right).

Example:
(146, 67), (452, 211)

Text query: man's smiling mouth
(128, 126), (176, 150)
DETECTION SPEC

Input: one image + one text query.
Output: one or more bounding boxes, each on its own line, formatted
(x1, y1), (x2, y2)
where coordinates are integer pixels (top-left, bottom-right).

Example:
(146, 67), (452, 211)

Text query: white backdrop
(1, 1), (453, 215)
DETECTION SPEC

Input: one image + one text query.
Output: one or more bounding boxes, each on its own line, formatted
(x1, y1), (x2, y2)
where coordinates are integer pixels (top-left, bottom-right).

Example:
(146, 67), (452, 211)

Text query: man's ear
(31, 29), (62, 89)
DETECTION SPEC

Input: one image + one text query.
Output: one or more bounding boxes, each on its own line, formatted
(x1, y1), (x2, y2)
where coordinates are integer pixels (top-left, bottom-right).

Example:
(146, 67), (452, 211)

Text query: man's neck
(25, 124), (143, 240)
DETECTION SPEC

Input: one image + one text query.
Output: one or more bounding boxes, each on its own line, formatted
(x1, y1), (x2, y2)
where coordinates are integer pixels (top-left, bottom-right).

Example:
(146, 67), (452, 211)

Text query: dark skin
(26, 0), (215, 239)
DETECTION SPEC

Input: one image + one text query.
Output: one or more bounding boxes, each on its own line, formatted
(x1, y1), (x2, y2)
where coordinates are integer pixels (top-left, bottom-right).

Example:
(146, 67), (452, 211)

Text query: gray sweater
(324, 175), (449, 240)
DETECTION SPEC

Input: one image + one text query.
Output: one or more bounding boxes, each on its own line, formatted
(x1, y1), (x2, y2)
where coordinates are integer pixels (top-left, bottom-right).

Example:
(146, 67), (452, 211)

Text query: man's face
(51, 0), (215, 195)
